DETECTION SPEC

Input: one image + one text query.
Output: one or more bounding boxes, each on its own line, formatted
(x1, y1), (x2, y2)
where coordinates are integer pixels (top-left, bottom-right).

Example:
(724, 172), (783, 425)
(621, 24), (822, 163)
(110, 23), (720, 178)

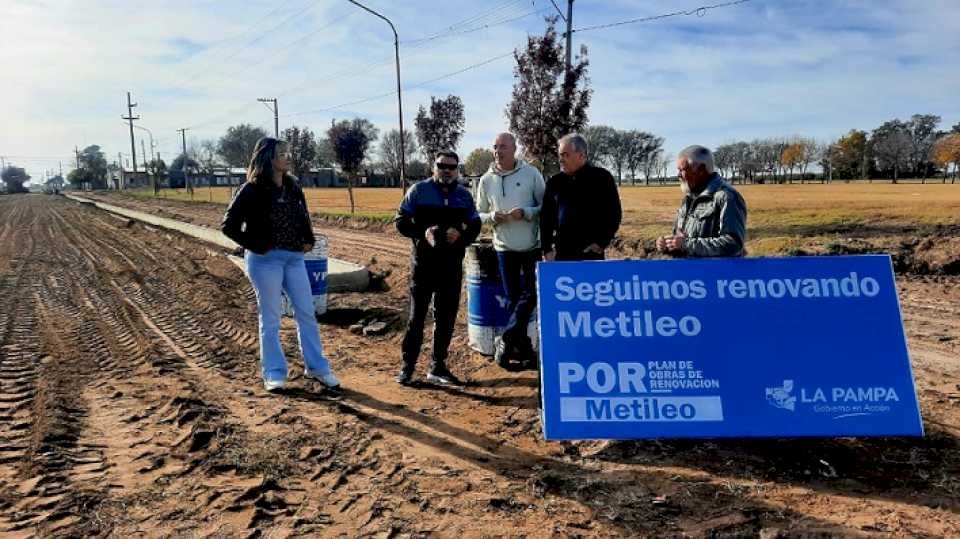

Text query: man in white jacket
(475, 132), (546, 370)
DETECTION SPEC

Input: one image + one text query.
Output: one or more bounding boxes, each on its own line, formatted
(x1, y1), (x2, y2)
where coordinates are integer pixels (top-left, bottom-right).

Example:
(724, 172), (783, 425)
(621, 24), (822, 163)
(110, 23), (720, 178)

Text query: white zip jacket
(475, 159), (546, 252)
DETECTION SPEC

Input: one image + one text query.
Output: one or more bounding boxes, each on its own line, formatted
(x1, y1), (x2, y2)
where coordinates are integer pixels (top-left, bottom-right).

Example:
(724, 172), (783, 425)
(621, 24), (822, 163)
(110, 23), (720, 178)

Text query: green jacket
(672, 174), (747, 257)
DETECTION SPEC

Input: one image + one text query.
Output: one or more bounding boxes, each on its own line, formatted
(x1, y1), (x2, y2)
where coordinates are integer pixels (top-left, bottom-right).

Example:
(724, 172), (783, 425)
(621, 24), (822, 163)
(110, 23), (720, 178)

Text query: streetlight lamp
(347, 0), (407, 192)
(132, 124), (156, 165)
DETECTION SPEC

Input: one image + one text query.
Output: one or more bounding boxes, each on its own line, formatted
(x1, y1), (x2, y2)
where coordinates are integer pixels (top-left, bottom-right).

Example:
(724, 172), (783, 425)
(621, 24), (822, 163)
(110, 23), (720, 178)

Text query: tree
(932, 134), (960, 183)
(146, 158), (167, 195)
(871, 120), (912, 182)
(282, 125), (318, 180)
(907, 114), (940, 180)
(583, 125), (616, 170)
(414, 95), (465, 162)
(194, 139), (221, 176)
(217, 124), (269, 167)
(327, 118), (379, 214)
(170, 154), (200, 171)
(315, 137), (335, 168)
(506, 17), (591, 174)
(829, 130), (869, 181)
(378, 129), (417, 186)
(1, 166), (29, 193)
(464, 148), (494, 177)
(67, 145), (109, 189)
(406, 159), (431, 180)
(630, 132), (664, 185)
(780, 142), (804, 182)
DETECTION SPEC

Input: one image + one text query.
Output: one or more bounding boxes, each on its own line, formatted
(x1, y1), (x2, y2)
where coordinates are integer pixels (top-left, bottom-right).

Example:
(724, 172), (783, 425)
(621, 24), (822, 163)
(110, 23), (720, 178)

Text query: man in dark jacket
(657, 145), (747, 257)
(541, 133), (622, 261)
(395, 151), (481, 386)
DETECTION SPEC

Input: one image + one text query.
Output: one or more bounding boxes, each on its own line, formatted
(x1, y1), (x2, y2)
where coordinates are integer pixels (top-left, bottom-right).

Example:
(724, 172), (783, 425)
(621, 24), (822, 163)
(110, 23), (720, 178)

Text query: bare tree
(378, 129), (417, 186)
(871, 120), (912, 183)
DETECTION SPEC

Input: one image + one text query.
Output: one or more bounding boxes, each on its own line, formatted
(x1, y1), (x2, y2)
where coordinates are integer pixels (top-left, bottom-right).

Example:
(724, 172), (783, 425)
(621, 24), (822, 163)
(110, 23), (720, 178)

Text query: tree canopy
(217, 124), (269, 168)
(506, 17), (591, 173)
(414, 95), (465, 162)
(1, 166), (30, 193)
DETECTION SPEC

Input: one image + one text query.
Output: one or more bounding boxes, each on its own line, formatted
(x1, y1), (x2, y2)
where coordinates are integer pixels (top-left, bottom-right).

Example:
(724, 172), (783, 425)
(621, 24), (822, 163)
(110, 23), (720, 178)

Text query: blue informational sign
(536, 255), (923, 440)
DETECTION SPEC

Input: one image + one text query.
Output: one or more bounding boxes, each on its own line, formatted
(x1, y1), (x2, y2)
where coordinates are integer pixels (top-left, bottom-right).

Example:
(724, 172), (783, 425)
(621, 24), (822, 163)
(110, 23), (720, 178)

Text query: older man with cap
(657, 145), (747, 257)
(475, 132), (545, 370)
(395, 150), (481, 386)
(540, 133), (622, 262)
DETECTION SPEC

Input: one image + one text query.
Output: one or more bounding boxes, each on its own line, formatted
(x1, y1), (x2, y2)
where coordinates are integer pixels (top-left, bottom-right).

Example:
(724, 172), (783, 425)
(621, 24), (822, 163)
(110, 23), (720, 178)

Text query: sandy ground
(1, 192), (959, 537)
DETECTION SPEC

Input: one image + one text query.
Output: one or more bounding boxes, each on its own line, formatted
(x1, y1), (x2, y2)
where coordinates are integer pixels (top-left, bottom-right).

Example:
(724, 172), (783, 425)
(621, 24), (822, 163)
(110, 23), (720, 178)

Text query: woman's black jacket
(220, 177), (316, 255)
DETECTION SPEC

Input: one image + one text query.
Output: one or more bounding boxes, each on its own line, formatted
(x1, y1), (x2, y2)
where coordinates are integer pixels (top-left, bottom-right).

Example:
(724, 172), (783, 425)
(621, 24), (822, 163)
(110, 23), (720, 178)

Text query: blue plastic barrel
(281, 236), (328, 316)
(464, 241), (538, 355)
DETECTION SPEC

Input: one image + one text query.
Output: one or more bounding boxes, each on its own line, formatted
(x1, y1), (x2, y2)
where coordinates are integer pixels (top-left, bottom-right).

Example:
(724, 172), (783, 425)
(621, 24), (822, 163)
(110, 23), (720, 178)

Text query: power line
(572, 0), (751, 33)
(402, 0), (528, 45)
(174, 0), (324, 86)
(177, 3), (539, 133)
(402, 6), (548, 48)
(549, 0), (567, 22)
(283, 51), (515, 118)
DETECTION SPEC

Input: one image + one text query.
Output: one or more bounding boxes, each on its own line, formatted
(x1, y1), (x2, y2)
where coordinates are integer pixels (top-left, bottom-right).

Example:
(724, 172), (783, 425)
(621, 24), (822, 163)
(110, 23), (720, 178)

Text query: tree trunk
(347, 177), (356, 214)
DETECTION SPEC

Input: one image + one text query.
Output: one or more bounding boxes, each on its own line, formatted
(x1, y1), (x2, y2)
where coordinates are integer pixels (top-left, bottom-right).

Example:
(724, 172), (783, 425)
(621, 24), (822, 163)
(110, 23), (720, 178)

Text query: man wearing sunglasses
(395, 151), (481, 386)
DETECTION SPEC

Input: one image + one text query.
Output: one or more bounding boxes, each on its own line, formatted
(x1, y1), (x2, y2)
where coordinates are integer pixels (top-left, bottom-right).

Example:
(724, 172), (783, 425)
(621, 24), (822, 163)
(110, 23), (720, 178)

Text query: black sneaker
(494, 337), (513, 369)
(395, 370), (414, 386)
(426, 369), (464, 386)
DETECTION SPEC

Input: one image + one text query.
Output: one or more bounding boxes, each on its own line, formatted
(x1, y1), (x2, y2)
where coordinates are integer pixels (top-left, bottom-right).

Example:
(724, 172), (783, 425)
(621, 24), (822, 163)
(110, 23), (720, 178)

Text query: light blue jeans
(245, 248), (332, 383)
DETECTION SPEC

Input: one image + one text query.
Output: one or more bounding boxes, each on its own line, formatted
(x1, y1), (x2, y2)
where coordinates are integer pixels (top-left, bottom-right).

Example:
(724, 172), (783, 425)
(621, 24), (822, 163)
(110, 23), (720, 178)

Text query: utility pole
(346, 0), (407, 192)
(118, 152), (123, 190)
(75, 146), (81, 170)
(565, 0), (574, 78)
(122, 91), (140, 174)
(178, 127), (192, 197)
(258, 97), (279, 138)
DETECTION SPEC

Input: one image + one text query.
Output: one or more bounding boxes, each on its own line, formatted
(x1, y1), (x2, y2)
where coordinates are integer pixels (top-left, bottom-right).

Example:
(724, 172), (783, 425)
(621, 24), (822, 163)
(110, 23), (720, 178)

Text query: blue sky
(2, 0), (959, 183)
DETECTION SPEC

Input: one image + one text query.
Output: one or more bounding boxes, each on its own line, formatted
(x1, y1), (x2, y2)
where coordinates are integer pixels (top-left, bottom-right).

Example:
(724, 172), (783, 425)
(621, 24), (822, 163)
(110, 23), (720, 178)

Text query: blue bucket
(464, 241), (538, 355)
(281, 237), (328, 316)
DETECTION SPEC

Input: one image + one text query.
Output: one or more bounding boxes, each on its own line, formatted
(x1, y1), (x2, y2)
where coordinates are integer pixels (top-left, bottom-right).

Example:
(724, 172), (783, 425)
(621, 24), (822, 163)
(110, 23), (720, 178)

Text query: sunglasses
(435, 163), (457, 171)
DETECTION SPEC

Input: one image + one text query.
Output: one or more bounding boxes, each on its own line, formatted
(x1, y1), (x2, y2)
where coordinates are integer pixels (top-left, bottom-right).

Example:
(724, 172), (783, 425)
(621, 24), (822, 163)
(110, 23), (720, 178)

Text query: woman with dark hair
(221, 137), (340, 393)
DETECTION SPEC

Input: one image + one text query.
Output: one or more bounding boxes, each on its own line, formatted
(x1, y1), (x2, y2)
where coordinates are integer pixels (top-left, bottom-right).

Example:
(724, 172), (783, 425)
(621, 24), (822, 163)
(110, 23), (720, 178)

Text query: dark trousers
(497, 249), (540, 350)
(555, 247), (604, 262)
(400, 264), (463, 373)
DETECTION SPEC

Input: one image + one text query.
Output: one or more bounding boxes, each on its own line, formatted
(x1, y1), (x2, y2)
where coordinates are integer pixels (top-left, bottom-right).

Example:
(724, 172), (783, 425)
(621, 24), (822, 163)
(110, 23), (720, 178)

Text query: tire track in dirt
(13, 193), (960, 536)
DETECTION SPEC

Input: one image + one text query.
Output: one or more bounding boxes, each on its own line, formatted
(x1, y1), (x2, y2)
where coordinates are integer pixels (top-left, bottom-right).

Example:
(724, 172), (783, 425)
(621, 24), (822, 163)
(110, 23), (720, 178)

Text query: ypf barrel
(464, 241), (538, 355)
(281, 236), (329, 317)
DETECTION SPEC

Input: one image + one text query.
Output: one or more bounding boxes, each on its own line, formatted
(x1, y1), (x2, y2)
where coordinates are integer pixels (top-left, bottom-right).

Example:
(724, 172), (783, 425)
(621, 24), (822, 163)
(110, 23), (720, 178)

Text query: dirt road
(1, 193), (959, 537)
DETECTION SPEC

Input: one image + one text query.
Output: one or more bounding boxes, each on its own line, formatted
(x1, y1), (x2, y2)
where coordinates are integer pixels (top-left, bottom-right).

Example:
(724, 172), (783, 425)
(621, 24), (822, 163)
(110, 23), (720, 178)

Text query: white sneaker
(263, 379), (285, 392)
(305, 370), (341, 389)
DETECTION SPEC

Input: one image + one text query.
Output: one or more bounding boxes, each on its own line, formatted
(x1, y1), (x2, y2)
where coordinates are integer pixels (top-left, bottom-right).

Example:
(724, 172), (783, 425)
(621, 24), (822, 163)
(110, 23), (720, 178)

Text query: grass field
(129, 183), (960, 255)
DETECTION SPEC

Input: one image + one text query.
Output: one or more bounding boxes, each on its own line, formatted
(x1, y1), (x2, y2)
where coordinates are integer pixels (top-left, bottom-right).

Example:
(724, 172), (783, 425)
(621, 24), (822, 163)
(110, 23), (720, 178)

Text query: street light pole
(347, 0), (407, 192)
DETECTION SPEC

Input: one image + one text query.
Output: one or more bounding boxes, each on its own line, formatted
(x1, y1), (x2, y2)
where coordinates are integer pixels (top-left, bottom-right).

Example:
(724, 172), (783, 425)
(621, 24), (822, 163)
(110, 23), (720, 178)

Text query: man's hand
(656, 236), (668, 252)
(508, 207), (525, 221)
(446, 228), (461, 244)
(425, 226), (439, 247)
(583, 243), (603, 255)
(660, 233), (685, 253)
(492, 211), (509, 224)
(301, 243), (313, 253)
(543, 249), (556, 261)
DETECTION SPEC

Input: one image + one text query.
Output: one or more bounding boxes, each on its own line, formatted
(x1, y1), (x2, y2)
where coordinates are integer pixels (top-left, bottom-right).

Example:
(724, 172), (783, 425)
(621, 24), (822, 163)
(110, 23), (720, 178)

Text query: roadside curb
(66, 194), (370, 292)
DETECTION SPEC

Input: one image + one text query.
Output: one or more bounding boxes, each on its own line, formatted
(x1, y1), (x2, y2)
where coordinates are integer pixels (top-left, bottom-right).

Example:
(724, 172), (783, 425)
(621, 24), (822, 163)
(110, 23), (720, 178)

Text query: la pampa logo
(766, 380), (796, 411)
